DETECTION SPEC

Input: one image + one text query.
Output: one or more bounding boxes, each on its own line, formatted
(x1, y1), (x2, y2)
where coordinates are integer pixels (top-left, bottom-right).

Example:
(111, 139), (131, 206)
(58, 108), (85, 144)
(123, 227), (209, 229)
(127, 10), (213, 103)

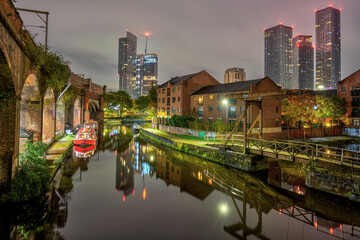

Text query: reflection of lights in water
(123, 195), (125, 202)
(315, 221), (318, 228)
(279, 209), (282, 215)
(219, 203), (227, 214)
(150, 156), (154, 161)
(340, 224), (342, 230)
(330, 228), (333, 234)
(133, 190), (135, 195)
(142, 163), (150, 175)
(326, 150), (331, 154)
(208, 179), (212, 185)
(143, 188), (146, 200)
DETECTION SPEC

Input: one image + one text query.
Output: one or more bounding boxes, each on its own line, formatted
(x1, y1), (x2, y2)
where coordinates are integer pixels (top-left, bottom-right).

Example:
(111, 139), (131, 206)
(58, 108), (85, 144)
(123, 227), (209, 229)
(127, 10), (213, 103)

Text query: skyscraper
(224, 67), (246, 83)
(118, 31), (137, 98)
(135, 53), (158, 97)
(315, 6), (341, 90)
(293, 35), (314, 90)
(264, 24), (293, 89)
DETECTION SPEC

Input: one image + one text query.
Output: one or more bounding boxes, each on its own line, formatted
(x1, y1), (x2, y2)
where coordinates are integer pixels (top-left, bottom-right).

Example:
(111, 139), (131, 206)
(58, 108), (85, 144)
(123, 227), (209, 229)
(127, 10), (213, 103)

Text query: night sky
(14, 0), (360, 89)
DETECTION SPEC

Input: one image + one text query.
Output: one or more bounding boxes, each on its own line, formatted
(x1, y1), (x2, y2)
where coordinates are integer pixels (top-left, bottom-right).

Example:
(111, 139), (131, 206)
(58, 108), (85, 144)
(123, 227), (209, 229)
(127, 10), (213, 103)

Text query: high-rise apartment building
(118, 31), (137, 98)
(315, 6), (341, 90)
(135, 53), (158, 97)
(293, 35), (314, 90)
(264, 24), (293, 89)
(224, 67), (246, 83)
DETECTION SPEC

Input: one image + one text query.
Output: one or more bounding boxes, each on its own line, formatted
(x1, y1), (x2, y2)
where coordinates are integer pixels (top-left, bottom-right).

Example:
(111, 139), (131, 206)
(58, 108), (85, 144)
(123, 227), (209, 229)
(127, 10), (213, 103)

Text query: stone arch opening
(89, 101), (99, 120)
(20, 73), (41, 141)
(0, 48), (16, 192)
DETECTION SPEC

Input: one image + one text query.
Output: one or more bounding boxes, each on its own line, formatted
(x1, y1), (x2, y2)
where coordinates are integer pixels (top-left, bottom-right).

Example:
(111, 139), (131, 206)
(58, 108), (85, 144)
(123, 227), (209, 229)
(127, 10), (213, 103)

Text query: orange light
(280, 22), (283, 25)
(279, 209), (282, 214)
(143, 188), (146, 200)
(315, 9), (317, 13)
(145, 32), (150, 36)
(291, 26), (294, 29)
(264, 28), (266, 31)
(117, 73), (119, 76)
(315, 222), (318, 228)
(123, 195), (125, 202)
(291, 206), (293, 211)
(329, 4), (332, 7)
(209, 179), (212, 185)
(330, 228), (334, 234)
(297, 186), (300, 191)
(340, 224), (343, 230)
(312, 45), (315, 49)
(297, 44), (300, 47)
(339, 8), (342, 11)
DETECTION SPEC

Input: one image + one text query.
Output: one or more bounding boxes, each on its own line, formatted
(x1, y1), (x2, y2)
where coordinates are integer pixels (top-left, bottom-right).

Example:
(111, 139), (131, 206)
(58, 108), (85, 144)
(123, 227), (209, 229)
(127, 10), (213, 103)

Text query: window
(159, 89), (161, 94)
(199, 117), (203, 122)
(240, 106), (244, 113)
(218, 94), (222, 99)
(178, 86), (180, 91)
(178, 107), (180, 113)
(172, 97), (176, 103)
(172, 87), (175, 93)
(162, 89), (165, 94)
(229, 98), (236, 104)
(162, 108), (165, 112)
(276, 119), (279, 127)
(158, 98), (161, 103)
(209, 117), (213, 123)
(162, 98), (165, 103)
(167, 108), (170, 115)
(342, 87), (346, 92)
(209, 106), (213, 112)
(352, 119), (360, 127)
(172, 107), (176, 113)
(198, 96), (204, 104)
(198, 106), (203, 116)
(193, 96), (196, 102)
(276, 106), (279, 113)
(229, 106), (236, 118)
(178, 97), (180, 102)
(158, 107), (160, 112)
(209, 95), (214, 99)
(218, 107), (222, 112)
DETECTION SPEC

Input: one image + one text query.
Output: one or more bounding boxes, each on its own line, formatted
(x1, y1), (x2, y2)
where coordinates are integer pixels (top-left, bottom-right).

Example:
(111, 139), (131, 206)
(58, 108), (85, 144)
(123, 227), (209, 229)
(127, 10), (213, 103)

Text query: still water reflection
(2, 125), (360, 239)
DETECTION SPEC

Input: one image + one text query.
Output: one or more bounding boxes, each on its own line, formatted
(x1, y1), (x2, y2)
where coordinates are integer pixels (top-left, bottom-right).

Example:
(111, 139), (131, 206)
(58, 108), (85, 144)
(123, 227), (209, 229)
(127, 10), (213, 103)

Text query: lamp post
(222, 99), (228, 137)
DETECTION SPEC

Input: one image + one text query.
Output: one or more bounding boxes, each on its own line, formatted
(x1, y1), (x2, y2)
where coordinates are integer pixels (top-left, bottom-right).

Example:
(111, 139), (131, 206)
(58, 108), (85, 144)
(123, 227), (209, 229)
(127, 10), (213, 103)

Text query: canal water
(3, 125), (360, 239)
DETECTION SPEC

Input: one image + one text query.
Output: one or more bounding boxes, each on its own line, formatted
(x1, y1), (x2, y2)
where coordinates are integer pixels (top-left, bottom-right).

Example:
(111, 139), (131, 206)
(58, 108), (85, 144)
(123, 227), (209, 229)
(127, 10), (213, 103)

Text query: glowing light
(330, 228), (334, 234)
(117, 73), (119, 76)
(291, 206), (293, 211)
(116, 188), (118, 192)
(143, 188), (146, 200)
(312, 45), (315, 49)
(123, 195), (125, 202)
(133, 189), (135, 195)
(291, 26), (294, 29)
(145, 32), (150, 36)
(315, 9), (318, 13)
(279, 22), (283, 25)
(315, 222), (318, 228)
(327, 150), (331, 154)
(329, 4), (332, 7)
(264, 28), (266, 31)
(222, 99), (228, 105)
(339, 8), (342, 11)
(150, 156), (154, 161)
(209, 179), (212, 185)
(220, 204), (228, 214)
(279, 209), (282, 215)
(297, 186), (300, 191)
(340, 224), (343, 230)
(297, 44), (300, 47)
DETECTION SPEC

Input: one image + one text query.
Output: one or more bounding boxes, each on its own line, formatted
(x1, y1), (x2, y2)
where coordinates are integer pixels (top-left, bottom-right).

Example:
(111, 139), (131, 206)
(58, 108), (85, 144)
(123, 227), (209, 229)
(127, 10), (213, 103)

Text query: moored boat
(74, 123), (97, 145)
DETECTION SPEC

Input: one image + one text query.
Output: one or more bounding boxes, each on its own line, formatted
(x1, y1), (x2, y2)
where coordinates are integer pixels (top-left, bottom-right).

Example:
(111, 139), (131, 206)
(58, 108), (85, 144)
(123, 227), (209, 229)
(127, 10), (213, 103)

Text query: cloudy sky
(15, 0), (360, 89)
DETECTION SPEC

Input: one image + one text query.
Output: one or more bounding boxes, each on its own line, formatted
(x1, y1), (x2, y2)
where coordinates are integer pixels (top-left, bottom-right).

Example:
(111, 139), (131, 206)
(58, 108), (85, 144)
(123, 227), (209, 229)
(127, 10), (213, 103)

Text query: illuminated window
(218, 94), (222, 99)
(172, 107), (175, 113)
(209, 95), (214, 99)
(178, 107), (180, 113)
(162, 108), (165, 112)
(193, 97), (196, 102)
(198, 96), (204, 104)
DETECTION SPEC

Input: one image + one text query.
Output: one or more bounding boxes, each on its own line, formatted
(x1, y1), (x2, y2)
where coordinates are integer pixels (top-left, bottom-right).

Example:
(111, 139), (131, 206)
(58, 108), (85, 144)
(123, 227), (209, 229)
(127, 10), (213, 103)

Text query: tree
(135, 96), (150, 111)
(148, 85), (158, 106)
(104, 91), (133, 117)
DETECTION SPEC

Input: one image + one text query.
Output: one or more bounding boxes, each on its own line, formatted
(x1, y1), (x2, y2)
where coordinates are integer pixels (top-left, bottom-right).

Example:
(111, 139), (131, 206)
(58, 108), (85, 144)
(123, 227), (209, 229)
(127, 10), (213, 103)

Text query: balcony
(352, 101), (360, 107)
(351, 90), (360, 96)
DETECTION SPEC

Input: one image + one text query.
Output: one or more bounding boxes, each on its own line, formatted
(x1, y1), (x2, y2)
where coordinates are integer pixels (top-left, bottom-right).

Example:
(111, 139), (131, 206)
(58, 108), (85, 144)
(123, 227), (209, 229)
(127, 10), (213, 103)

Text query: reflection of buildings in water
(115, 145), (134, 196)
(133, 139), (155, 177)
(267, 161), (305, 195)
(155, 150), (214, 201)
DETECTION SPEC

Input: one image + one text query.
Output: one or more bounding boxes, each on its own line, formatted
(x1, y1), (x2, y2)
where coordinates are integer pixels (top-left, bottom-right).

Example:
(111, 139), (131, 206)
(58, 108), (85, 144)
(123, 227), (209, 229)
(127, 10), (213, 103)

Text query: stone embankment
(140, 128), (267, 171)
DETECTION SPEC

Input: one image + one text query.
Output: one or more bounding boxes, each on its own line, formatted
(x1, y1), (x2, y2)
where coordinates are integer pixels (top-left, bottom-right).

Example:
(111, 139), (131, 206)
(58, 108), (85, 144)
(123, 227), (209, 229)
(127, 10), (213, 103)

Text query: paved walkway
(143, 128), (207, 146)
(46, 135), (74, 161)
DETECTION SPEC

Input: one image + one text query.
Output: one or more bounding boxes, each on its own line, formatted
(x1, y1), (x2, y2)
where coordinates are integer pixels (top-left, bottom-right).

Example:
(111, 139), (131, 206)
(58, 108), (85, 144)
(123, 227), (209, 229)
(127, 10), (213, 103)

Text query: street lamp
(222, 99), (228, 137)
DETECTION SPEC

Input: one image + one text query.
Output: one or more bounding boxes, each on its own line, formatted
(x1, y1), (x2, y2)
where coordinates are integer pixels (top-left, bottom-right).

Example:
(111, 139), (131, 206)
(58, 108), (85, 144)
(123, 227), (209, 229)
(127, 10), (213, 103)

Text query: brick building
(338, 69), (360, 128)
(190, 77), (283, 135)
(157, 70), (219, 123)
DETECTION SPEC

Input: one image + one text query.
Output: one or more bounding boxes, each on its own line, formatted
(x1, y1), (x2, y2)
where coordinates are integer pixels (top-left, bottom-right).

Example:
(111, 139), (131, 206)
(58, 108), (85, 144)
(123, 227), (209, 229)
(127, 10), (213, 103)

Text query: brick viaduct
(0, 0), (105, 193)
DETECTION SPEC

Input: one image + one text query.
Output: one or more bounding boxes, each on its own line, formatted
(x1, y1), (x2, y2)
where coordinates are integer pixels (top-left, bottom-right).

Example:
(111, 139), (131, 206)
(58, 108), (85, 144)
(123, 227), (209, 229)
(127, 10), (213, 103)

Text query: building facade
(338, 69), (360, 129)
(190, 77), (283, 135)
(135, 53), (158, 97)
(224, 67), (246, 83)
(293, 35), (314, 90)
(315, 6), (341, 90)
(157, 70), (219, 123)
(264, 24), (293, 89)
(118, 31), (137, 98)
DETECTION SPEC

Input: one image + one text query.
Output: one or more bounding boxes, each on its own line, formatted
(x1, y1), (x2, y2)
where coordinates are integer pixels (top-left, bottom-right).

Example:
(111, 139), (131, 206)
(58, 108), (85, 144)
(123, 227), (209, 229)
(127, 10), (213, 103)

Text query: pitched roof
(338, 69), (360, 84)
(190, 78), (264, 95)
(159, 72), (201, 88)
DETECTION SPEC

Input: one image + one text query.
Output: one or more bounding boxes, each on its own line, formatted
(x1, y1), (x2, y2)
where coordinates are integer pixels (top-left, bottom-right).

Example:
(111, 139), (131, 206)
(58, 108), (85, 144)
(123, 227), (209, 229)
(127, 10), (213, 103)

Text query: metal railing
(204, 134), (360, 168)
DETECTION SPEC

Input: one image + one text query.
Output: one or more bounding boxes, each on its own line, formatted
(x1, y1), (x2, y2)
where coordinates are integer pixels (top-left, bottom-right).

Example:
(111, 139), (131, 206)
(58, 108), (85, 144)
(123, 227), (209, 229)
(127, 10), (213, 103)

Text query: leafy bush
(10, 162), (50, 202)
(20, 140), (48, 165)
(168, 115), (194, 128)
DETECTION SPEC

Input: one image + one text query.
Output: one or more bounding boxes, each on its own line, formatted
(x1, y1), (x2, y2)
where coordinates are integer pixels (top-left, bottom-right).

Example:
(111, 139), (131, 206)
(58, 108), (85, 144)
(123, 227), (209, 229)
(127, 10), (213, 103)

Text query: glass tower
(293, 35), (314, 90)
(135, 53), (158, 97)
(315, 6), (341, 90)
(118, 31), (137, 98)
(264, 24), (294, 89)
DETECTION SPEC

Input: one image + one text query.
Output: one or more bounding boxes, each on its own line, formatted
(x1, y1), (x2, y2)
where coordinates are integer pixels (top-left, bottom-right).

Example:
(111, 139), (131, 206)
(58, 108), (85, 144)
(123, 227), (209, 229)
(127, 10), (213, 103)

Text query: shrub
(20, 140), (48, 165)
(10, 161), (50, 202)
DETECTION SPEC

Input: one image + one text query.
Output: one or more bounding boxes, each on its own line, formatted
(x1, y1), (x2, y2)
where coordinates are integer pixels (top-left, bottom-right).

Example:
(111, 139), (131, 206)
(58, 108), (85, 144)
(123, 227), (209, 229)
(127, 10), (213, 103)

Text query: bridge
(0, 0), (105, 193)
(205, 134), (360, 172)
